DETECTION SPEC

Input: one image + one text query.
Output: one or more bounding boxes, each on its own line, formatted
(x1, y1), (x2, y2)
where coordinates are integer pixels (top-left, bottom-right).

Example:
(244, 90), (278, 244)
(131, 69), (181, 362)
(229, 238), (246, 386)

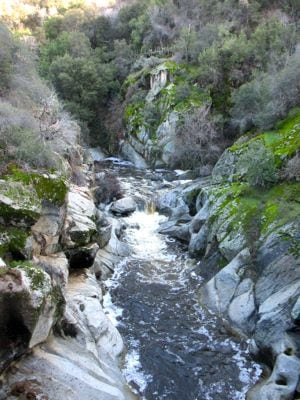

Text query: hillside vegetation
(0, 21), (81, 175)
(0, 0), (299, 168)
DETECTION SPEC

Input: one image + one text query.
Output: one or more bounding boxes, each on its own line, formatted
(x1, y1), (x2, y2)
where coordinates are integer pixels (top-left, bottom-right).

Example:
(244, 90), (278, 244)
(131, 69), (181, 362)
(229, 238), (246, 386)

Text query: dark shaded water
(103, 163), (261, 400)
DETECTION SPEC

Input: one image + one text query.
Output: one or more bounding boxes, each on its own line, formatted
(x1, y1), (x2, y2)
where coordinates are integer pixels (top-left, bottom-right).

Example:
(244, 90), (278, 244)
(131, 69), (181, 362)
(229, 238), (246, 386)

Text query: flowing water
(102, 161), (261, 400)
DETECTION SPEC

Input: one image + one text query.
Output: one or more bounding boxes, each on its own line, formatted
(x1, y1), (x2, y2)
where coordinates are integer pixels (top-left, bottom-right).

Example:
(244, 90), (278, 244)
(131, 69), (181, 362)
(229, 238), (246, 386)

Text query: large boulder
(158, 221), (191, 243)
(0, 264), (63, 372)
(0, 179), (41, 226)
(29, 203), (66, 257)
(62, 185), (97, 248)
(199, 249), (255, 335)
(248, 354), (300, 400)
(1, 273), (133, 400)
(120, 141), (149, 169)
(110, 197), (137, 216)
(253, 224), (300, 357)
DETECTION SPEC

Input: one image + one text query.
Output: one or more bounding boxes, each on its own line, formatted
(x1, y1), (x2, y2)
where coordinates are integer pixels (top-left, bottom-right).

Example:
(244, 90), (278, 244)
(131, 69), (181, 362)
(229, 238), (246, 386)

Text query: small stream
(102, 161), (261, 400)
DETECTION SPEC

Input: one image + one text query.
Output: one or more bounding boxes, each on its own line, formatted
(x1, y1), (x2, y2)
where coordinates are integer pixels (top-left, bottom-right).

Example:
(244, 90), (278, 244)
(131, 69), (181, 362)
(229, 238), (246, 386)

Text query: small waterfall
(144, 199), (156, 214)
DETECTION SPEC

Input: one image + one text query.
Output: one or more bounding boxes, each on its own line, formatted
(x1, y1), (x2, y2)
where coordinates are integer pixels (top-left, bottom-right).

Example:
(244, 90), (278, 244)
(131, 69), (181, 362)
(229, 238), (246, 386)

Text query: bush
(0, 125), (59, 169)
(94, 172), (123, 205)
(237, 141), (278, 187)
(0, 23), (15, 95)
(231, 52), (300, 133)
(172, 106), (223, 170)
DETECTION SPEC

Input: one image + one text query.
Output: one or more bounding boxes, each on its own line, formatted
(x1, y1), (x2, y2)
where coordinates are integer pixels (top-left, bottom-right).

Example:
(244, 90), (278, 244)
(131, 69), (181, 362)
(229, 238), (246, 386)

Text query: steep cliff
(157, 109), (300, 399)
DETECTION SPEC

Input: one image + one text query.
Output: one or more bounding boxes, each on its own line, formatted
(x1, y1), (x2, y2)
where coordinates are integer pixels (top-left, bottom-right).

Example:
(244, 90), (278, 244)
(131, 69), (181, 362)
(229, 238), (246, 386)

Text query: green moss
(260, 182), (300, 234)
(4, 166), (67, 206)
(10, 261), (48, 291)
(0, 226), (29, 260)
(218, 256), (228, 269)
(122, 67), (151, 93)
(124, 102), (146, 135)
(229, 108), (300, 168)
(124, 60), (211, 140)
(209, 180), (300, 245)
(0, 202), (39, 224)
(32, 175), (67, 206)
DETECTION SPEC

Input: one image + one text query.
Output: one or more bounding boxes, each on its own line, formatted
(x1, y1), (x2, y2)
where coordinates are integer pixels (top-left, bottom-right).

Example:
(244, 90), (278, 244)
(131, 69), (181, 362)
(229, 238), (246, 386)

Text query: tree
(237, 141), (277, 187)
(172, 106), (222, 170)
(0, 23), (15, 95)
(231, 52), (300, 132)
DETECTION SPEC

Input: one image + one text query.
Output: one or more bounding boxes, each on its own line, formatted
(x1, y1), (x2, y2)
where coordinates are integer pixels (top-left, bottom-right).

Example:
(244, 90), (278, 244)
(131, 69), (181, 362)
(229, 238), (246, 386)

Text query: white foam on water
(102, 290), (123, 326)
(102, 198), (262, 399)
(102, 258), (129, 327)
(123, 340), (153, 394)
(125, 211), (168, 258)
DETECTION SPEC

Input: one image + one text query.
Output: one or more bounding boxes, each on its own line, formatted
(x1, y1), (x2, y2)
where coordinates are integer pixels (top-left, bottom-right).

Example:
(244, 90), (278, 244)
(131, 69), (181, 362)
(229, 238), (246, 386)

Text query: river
(101, 160), (261, 400)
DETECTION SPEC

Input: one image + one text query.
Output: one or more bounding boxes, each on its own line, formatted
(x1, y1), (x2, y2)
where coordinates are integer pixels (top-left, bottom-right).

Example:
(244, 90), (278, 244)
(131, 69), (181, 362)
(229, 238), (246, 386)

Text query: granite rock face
(0, 163), (135, 400)
(0, 264), (62, 373)
(62, 185), (97, 248)
(157, 158), (300, 399)
(1, 273), (134, 400)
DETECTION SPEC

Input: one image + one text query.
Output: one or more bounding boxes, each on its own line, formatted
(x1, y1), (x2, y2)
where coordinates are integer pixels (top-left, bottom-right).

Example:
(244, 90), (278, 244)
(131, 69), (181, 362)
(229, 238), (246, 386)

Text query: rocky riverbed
(0, 150), (299, 400)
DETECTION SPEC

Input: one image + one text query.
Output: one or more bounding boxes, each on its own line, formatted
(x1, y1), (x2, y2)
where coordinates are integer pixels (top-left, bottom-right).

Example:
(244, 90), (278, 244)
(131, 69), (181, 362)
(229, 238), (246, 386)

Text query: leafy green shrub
(237, 141), (278, 187)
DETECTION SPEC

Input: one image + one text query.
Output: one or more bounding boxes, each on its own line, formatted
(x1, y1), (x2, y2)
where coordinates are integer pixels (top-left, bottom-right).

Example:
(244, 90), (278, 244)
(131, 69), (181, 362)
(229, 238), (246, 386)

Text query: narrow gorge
(0, 0), (299, 399)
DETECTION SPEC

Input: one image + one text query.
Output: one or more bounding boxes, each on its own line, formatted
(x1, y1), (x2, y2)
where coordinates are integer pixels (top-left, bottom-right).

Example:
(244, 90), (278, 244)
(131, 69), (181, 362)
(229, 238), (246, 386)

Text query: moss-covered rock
(0, 179), (41, 225)
(0, 226), (29, 261)
(213, 108), (300, 185)
(6, 166), (67, 206)
(123, 60), (211, 168)
(0, 263), (63, 372)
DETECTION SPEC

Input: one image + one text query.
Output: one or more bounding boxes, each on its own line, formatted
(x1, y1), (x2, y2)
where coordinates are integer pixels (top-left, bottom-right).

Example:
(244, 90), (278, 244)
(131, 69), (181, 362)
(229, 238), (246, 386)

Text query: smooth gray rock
(110, 197), (137, 215)
(199, 249), (251, 315)
(291, 297), (300, 324)
(62, 185), (97, 248)
(248, 354), (300, 400)
(2, 273), (134, 400)
(212, 149), (236, 183)
(190, 201), (210, 234)
(86, 147), (106, 162)
(228, 278), (256, 335)
(255, 281), (300, 355)
(169, 204), (190, 221)
(159, 221), (191, 243)
(256, 224), (300, 305)
(156, 111), (179, 166)
(97, 223), (113, 248)
(34, 252), (69, 290)
(155, 188), (183, 215)
(120, 141), (148, 169)
(189, 224), (209, 257)
(30, 203), (65, 256)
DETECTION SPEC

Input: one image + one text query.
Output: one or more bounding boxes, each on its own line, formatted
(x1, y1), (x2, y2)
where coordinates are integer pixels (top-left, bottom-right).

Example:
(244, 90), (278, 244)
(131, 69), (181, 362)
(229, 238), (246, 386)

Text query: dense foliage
(0, 22), (80, 172)
(0, 0), (299, 166)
